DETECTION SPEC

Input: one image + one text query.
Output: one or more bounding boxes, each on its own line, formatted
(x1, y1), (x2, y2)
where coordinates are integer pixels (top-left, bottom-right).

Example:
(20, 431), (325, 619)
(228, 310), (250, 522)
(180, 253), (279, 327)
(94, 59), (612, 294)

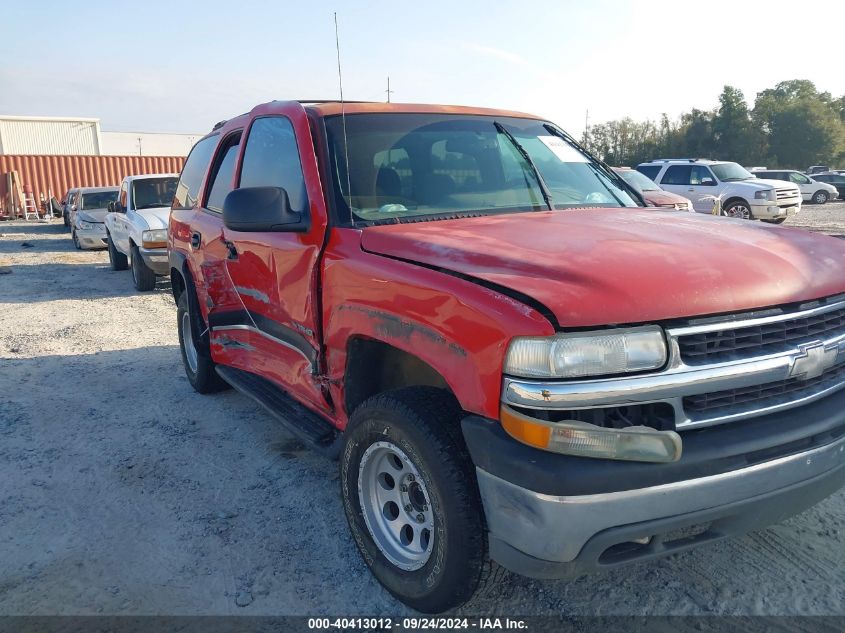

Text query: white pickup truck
(105, 174), (178, 291)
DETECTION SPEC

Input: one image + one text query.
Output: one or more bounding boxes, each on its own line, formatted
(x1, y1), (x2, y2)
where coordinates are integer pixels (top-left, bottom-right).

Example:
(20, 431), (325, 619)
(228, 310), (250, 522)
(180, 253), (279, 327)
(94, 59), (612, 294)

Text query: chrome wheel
(724, 203), (752, 220)
(813, 191), (828, 204)
(358, 441), (434, 571)
(181, 310), (199, 373)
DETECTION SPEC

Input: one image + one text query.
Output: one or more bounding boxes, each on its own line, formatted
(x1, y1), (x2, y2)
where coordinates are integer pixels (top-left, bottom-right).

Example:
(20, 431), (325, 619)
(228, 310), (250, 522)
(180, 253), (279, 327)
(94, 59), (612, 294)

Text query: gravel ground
(1, 204), (844, 616)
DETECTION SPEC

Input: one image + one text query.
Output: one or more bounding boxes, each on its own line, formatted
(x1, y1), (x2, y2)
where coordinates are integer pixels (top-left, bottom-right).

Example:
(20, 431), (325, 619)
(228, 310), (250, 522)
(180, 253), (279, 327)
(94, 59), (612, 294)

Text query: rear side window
(174, 136), (217, 210)
(637, 165), (661, 180)
(238, 117), (307, 212)
(661, 165), (692, 185)
(205, 134), (242, 213)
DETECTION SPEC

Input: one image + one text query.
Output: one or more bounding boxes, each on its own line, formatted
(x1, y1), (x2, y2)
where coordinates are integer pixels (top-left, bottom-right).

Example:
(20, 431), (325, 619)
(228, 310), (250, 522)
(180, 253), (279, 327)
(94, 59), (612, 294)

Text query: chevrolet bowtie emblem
(789, 342), (840, 380)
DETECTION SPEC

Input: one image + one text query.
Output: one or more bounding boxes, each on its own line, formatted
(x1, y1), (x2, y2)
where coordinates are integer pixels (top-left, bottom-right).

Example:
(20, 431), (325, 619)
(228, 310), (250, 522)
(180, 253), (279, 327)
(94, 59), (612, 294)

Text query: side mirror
(223, 187), (308, 233)
(701, 178), (715, 186)
(115, 201), (125, 213)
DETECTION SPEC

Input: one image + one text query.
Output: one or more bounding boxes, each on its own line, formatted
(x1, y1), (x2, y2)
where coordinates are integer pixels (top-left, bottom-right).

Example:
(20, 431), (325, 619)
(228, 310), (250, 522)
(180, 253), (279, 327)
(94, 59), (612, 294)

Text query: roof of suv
(639, 158), (726, 166)
(305, 101), (542, 120)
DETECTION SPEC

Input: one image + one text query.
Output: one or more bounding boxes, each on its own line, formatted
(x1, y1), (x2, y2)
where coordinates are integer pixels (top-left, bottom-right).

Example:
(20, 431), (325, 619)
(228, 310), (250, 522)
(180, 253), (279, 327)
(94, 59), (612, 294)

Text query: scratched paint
(234, 285), (271, 304)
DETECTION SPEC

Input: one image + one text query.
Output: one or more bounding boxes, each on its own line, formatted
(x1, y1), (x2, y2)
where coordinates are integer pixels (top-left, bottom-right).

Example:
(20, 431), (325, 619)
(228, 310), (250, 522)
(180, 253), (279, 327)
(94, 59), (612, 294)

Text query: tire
(176, 291), (228, 394)
(107, 233), (128, 271)
(72, 230), (81, 249)
(723, 199), (753, 220)
(63, 212), (69, 228)
(130, 243), (156, 291)
(341, 387), (488, 613)
(762, 217), (787, 224)
(812, 191), (829, 204)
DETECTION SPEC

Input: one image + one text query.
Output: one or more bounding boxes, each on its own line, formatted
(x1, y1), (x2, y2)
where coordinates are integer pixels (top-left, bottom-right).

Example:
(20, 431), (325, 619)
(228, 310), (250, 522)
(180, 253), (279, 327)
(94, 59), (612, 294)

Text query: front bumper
(462, 389), (845, 579)
(751, 200), (800, 219)
(75, 228), (108, 250)
(138, 246), (169, 275)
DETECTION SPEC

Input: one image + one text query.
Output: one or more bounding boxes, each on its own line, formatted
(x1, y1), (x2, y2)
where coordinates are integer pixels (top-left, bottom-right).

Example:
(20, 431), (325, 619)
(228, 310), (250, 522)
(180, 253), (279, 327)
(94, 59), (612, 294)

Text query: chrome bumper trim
(476, 434), (845, 564)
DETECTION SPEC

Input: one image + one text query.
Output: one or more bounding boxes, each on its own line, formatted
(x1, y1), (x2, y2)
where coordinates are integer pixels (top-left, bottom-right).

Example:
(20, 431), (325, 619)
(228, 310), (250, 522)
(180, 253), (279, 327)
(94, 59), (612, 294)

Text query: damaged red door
(215, 104), (330, 414)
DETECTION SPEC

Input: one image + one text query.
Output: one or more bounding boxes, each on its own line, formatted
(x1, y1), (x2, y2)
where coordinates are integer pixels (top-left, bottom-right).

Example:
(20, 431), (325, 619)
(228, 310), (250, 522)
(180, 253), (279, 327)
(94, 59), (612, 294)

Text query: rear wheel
(130, 243), (156, 291)
(341, 387), (488, 613)
(176, 291), (228, 394)
(812, 191), (829, 204)
(107, 233), (128, 271)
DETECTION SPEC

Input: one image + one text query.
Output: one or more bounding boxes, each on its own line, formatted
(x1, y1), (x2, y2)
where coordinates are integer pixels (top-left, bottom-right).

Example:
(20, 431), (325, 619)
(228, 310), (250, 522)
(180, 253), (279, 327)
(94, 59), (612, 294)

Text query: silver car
(70, 187), (119, 250)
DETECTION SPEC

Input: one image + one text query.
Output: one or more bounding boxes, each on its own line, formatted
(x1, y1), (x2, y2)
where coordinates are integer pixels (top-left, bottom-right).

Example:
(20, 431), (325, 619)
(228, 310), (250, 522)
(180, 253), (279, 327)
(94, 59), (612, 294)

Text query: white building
(0, 115), (200, 156)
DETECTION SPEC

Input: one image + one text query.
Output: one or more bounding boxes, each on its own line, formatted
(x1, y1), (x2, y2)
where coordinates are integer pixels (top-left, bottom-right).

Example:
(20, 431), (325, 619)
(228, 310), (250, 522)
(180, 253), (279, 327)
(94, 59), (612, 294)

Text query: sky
(2, 0), (844, 137)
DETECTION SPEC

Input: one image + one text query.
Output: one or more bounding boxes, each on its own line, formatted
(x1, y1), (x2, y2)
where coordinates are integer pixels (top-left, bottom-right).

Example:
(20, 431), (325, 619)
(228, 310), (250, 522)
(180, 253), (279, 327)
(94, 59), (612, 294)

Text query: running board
(215, 366), (340, 456)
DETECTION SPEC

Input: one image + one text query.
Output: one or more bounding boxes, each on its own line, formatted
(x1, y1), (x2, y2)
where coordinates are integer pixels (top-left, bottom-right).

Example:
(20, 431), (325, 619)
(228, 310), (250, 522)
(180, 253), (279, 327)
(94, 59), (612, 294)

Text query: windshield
(614, 169), (661, 192)
(131, 177), (178, 210)
(80, 190), (118, 210)
(711, 162), (754, 182)
(325, 113), (637, 225)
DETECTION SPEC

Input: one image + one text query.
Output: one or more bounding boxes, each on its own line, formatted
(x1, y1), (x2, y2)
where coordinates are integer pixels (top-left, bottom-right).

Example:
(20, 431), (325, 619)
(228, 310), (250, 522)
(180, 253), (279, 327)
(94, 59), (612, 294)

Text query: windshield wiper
(494, 121), (554, 210)
(541, 123), (646, 208)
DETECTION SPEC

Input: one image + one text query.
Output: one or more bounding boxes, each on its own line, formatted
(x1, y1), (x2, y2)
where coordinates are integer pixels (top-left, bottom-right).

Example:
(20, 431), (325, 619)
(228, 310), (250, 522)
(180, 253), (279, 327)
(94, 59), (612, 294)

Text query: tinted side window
(239, 117), (307, 212)
(662, 165), (692, 185)
(174, 136), (218, 210)
(691, 166), (715, 185)
(637, 165), (661, 180)
(205, 135), (242, 213)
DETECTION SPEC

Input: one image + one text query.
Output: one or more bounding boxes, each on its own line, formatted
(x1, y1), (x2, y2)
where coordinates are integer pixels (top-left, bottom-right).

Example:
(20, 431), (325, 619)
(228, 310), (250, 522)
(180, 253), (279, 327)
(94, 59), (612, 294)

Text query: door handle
(190, 232), (201, 249)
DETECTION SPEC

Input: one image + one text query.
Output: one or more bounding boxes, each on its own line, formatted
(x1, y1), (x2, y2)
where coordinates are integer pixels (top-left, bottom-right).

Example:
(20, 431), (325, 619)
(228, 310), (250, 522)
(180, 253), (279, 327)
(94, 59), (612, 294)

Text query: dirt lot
(1, 204), (844, 616)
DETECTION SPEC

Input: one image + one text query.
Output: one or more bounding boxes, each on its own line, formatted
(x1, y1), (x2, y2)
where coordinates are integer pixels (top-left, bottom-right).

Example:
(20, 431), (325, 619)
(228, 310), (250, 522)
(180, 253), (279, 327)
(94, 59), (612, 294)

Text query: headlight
(504, 326), (667, 379)
(141, 229), (168, 247)
(754, 190), (773, 200)
(77, 220), (97, 230)
(500, 405), (682, 462)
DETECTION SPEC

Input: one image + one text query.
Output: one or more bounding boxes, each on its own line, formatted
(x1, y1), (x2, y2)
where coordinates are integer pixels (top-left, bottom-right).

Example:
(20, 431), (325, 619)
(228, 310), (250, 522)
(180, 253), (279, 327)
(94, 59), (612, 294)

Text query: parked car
(170, 101), (845, 613)
(612, 167), (693, 211)
(637, 159), (801, 222)
(105, 174), (178, 291)
(61, 188), (79, 228)
(812, 173), (845, 200)
(750, 168), (838, 204)
(70, 186), (119, 249)
(807, 165), (832, 175)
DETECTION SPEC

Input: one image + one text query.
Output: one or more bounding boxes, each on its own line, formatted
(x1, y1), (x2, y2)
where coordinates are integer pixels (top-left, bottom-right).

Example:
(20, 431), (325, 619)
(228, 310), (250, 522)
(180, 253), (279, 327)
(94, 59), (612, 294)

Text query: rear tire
(130, 243), (156, 291)
(340, 387), (488, 613)
(176, 291), (228, 394)
(812, 191), (829, 204)
(107, 233), (128, 271)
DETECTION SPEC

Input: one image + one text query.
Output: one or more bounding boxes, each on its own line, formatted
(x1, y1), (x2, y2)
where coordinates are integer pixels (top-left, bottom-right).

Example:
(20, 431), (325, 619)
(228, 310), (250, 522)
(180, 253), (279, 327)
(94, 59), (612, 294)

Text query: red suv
(169, 100), (845, 613)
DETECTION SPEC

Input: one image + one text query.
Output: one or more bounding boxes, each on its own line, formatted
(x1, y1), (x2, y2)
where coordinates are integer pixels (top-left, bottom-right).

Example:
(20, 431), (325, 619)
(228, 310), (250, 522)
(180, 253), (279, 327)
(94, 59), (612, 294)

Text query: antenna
(386, 76), (393, 103)
(334, 12), (354, 226)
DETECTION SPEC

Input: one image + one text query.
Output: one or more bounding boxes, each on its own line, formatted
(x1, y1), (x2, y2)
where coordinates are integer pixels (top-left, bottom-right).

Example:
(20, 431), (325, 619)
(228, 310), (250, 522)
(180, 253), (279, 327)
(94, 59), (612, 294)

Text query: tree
(711, 86), (765, 165)
(753, 80), (845, 167)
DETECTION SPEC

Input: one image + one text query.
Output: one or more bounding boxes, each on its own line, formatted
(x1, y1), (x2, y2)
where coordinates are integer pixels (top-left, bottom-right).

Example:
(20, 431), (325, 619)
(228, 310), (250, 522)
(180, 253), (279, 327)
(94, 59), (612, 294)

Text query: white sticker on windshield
(537, 135), (589, 163)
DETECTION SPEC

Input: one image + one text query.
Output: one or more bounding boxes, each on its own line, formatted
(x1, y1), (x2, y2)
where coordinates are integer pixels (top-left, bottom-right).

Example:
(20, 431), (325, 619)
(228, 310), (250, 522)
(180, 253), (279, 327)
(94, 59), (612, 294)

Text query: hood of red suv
(361, 209), (845, 327)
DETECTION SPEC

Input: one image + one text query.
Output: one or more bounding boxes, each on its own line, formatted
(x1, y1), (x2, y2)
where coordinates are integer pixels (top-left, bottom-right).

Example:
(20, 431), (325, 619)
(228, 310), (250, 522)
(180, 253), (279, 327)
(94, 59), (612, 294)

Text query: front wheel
(72, 230), (81, 249)
(130, 244), (156, 291)
(812, 191), (829, 204)
(341, 387), (488, 613)
(723, 200), (753, 220)
(107, 233), (128, 271)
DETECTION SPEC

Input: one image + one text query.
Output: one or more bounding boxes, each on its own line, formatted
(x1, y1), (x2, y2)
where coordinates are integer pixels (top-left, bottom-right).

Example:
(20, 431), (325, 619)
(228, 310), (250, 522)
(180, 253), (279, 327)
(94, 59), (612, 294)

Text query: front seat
(376, 167), (402, 199)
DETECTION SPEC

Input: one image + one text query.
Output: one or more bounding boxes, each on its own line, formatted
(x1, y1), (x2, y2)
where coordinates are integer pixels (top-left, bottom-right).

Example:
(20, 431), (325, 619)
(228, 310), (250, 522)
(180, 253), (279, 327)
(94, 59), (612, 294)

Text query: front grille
(776, 187), (797, 200)
(678, 305), (845, 364)
(684, 363), (845, 416)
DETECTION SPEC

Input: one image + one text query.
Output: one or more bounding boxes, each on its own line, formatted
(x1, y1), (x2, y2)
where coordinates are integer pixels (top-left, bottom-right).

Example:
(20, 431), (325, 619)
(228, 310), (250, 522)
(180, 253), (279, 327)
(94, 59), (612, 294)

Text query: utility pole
(138, 136), (142, 156)
(386, 76), (394, 103)
(584, 109), (590, 146)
